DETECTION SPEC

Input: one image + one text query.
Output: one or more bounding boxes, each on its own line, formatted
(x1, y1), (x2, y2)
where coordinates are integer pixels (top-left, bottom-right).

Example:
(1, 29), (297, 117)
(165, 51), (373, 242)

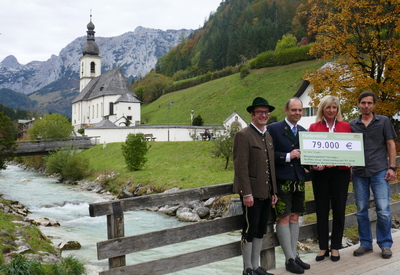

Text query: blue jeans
(353, 170), (393, 249)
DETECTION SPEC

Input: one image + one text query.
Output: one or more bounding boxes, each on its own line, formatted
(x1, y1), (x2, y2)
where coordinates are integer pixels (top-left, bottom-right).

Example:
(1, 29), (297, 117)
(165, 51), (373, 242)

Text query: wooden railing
(88, 181), (400, 275)
(13, 136), (99, 156)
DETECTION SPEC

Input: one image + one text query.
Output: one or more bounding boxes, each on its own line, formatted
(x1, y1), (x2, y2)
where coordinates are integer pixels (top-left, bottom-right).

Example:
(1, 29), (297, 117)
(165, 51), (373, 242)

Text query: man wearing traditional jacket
(233, 97), (278, 275)
(267, 97), (310, 274)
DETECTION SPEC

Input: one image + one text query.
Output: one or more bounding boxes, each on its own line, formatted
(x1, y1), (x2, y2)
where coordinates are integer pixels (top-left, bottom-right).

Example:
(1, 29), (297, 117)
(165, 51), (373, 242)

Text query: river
(0, 165), (313, 274)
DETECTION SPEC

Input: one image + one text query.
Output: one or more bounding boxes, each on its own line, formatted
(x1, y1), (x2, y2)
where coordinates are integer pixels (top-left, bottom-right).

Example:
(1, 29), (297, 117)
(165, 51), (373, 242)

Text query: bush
(28, 113), (73, 140)
(274, 44), (314, 65)
(267, 115), (278, 124)
(249, 51), (275, 69)
(0, 254), (86, 275)
(249, 44), (314, 69)
(46, 255), (86, 275)
(77, 128), (85, 136)
(121, 133), (150, 171)
(0, 112), (16, 170)
(45, 150), (72, 175)
(45, 149), (90, 181)
(0, 255), (43, 275)
(211, 131), (234, 170)
(170, 66), (240, 93)
(240, 66), (250, 79)
(192, 115), (204, 126)
(62, 154), (91, 181)
(21, 156), (45, 169)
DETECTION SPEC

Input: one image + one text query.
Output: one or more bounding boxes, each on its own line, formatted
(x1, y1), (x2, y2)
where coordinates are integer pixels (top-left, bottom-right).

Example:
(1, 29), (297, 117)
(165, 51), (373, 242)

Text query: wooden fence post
(261, 211), (276, 270)
(107, 201), (126, 268)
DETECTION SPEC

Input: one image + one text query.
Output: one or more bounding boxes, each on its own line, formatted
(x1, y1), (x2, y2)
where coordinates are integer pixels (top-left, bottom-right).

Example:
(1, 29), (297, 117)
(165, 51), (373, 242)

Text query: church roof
(223, 111), (246, 124)
(82, 16), (99, 55)
(82, 40), (99, 56)
(72, 67), (140, 103)
(115, 92), (140, 103)
(92, 119), (118, 128)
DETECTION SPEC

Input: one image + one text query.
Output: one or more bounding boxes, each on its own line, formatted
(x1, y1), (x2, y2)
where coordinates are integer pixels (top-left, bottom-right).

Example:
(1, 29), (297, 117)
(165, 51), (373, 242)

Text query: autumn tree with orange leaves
(304, 0), (400, 119)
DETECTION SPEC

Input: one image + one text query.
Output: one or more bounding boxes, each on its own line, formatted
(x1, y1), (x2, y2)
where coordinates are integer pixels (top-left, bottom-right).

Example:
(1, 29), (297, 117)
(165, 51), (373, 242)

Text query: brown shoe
(382, 248), (392, 259)
(353, 246), (373, 256)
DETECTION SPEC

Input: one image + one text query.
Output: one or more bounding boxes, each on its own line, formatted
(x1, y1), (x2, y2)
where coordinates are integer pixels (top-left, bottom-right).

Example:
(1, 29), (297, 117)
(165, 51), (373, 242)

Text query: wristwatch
(389, 166), (397, 171)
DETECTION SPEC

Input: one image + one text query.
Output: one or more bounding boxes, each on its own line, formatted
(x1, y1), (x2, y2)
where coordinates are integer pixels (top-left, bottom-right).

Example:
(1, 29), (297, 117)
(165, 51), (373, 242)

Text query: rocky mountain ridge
(0, 26), (192, 96)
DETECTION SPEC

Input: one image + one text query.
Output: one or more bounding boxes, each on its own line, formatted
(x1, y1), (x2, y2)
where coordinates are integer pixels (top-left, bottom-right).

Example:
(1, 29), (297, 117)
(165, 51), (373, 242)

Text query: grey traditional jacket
(233, 124), (277, 199)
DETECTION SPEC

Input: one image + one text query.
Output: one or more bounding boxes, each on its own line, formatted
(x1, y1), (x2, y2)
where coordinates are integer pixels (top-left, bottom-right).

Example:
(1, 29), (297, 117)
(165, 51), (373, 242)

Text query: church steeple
(82, 12), (99, 56)
(79, 11), (102, 92)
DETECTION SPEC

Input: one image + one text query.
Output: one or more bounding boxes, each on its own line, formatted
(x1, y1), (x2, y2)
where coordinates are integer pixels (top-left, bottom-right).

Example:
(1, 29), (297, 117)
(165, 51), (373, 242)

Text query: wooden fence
(88, 181), (400, 275)
(13, 136), (99, 156)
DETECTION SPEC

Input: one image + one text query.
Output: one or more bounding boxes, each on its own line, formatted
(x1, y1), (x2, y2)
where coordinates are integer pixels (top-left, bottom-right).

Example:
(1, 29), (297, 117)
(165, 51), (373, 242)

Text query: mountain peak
(0, 55), (20, 68)
(0, 28), (193, 96)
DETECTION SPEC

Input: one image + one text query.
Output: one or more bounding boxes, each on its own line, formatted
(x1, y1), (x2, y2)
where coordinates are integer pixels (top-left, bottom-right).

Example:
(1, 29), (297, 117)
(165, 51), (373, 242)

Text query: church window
(128, 106), (131, 110)
(90, 62), (96, 73)
(109, 102), (114, 115)
(127, 116), (132, 120)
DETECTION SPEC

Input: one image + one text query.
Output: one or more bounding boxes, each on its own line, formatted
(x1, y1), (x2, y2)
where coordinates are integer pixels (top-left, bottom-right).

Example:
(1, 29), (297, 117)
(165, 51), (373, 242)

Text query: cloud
(0, 0), (221, 64)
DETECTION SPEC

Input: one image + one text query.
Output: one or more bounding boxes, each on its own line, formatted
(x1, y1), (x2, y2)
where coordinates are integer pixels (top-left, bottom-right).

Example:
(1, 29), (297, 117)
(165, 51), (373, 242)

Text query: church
(76, 16), (247, 142)
(71, 16), (141, 131)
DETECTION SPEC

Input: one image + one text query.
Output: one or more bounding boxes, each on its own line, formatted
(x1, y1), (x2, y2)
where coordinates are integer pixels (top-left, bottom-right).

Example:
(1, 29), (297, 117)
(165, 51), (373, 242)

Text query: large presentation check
(299, 132), (365, 166)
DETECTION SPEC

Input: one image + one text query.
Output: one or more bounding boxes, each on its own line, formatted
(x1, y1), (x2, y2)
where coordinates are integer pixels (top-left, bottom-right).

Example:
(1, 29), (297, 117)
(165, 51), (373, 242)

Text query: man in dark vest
(267, 97), (310, 274)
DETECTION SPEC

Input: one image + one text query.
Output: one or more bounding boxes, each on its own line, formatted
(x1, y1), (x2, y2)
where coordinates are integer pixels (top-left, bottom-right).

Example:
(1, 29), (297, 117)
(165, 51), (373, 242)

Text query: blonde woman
(309, 95), (351, 262)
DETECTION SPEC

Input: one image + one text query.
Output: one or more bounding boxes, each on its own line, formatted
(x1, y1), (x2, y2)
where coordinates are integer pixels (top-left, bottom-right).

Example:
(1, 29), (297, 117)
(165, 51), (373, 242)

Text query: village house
(294, 61), (400, 130)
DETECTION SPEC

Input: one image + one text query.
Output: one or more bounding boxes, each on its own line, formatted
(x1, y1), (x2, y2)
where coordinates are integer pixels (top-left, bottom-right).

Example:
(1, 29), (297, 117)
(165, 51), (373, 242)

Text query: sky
(0, 0), (222, 65)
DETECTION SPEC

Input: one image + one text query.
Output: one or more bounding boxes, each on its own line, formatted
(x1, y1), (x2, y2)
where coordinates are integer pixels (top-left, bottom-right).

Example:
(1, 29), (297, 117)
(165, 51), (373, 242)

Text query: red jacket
(309, 120), (351, 133)
(309, 120), (352, 170)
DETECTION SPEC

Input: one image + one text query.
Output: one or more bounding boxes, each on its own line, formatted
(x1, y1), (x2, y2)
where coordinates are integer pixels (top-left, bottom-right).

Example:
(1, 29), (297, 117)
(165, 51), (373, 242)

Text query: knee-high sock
(276, 224), (295, 262)
(241, 240), (253, 270)
(252, 238), (263, 269)
(289, 222), (300, 256)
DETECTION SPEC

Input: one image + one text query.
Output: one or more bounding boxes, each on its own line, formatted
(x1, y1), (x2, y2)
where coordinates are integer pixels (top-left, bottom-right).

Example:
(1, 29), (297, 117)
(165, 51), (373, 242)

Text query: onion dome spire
(82, 11), (99, 55)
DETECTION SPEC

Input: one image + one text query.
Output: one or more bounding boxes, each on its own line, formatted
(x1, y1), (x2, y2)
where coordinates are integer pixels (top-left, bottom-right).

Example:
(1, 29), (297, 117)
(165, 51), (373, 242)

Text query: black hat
(246, 97), (275, 113)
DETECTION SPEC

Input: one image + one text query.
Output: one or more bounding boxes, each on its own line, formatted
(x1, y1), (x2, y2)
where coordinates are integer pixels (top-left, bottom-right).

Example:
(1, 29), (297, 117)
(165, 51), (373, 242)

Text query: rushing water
(0, 165), (315, 274)
(0, 165), (244, 274)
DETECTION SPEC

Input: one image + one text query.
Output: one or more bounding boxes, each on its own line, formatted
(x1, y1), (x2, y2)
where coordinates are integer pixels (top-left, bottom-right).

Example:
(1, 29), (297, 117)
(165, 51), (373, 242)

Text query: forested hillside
(0, 104), (31, 121)
(141, 59), (326, 125)
(155, 0), (308, 78)
(0, 89), (36, 112)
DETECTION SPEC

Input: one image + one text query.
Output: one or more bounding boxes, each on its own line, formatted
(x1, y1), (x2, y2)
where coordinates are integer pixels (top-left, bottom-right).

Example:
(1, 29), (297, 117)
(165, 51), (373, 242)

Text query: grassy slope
(140, 60), (326, 125)
(81, 60), (327, 197)
(80, 141), (234, 193)
(0, 196), (56, 264)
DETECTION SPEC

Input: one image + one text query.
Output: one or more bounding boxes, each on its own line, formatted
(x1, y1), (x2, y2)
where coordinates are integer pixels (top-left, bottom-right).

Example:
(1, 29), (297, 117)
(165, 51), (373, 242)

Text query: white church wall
(72, 100), (90, 129)
(102, 95), (120, 117)
(115, 102), (141, 125)
(86, 126), (225, 143)
(72, 102), (80, 127)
